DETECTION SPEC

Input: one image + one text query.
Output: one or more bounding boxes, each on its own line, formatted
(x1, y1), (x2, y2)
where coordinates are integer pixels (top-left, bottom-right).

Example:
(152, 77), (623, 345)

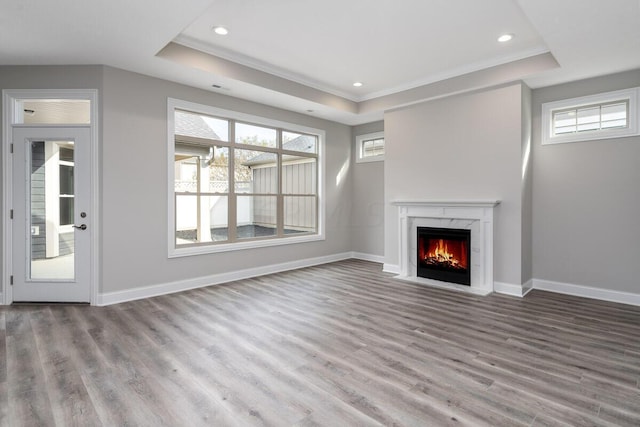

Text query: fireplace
(417, 227), (471, 286)
(391, 200), (499, 295)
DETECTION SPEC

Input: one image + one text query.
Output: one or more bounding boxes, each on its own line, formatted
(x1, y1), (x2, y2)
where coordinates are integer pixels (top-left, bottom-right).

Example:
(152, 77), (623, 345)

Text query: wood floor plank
(29, 307), (101, 427)
(5, 309), (56, 426)
(1, 259), (640, 426)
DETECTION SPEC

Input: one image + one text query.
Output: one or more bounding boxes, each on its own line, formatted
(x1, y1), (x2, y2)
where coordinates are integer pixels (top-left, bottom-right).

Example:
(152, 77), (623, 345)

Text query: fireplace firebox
(417, 227), (471, 286)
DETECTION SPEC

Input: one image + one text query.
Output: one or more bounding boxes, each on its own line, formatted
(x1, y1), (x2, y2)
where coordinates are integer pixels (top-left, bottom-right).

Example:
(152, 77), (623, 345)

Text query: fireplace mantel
(391, 200), (500, 208)
(392, 200), (500, 295)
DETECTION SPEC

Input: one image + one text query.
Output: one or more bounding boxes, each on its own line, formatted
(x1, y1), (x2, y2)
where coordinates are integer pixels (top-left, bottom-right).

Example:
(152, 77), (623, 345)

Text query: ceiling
(1, 0), (639, 125)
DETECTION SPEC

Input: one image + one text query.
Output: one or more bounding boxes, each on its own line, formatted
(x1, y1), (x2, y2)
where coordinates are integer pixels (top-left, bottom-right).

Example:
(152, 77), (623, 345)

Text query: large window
(542, 87), (639, 145)
(168, 99), (324, 256)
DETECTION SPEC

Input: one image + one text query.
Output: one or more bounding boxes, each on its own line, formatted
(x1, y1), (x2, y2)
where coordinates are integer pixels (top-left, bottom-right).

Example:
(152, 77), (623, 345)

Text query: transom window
(542, 87), (639, 145)
(552, 101), (628, 135)
(168, 99), (324, 257)
(355, 131), (385, 163)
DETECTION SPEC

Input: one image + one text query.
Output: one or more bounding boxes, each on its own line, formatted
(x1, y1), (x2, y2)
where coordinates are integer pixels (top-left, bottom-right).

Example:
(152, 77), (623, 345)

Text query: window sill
(168, 232), (325, 258)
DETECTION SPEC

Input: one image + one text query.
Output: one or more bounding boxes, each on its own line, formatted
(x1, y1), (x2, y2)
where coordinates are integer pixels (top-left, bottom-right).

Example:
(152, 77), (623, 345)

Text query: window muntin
(169, 100), (323, 255)
(355, 131), (385, 163)
(542, 87), (639, 145)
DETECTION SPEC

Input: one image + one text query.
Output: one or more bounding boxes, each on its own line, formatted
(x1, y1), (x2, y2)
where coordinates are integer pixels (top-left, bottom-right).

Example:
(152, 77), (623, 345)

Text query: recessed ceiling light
(498, 33), (513, 43)
(213, 26), (229, 36)
(353, 82), (363, 87)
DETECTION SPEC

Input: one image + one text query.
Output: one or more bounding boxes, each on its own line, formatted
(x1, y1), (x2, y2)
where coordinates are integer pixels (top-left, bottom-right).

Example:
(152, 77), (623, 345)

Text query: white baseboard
(382, 263), (400, 274)
(533, 278), (640, 307)
(351, 252), (385, 264)
(97, 252), (353, 306)
(494, 279), (533, 297)
(96, 251), (640, 308)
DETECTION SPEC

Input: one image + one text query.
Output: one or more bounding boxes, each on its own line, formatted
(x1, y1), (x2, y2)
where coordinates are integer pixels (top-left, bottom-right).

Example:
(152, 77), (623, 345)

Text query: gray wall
(0, 65), (352, 297)
(351, 121), (385, 256)
(521, 84), (533, 284)
(384, 83), (525, 287)
(101, 66), (353, 294)
(532, 69), (640, 293)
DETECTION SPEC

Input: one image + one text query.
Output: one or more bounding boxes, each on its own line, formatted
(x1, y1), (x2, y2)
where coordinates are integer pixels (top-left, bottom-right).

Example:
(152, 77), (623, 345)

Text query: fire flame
(428, 239), (459, 266)
(420, 238), (468, 269)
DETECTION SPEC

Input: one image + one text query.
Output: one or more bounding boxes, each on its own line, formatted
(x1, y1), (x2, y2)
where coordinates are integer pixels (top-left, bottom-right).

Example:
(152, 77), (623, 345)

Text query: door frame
(2, 89), (99, 305)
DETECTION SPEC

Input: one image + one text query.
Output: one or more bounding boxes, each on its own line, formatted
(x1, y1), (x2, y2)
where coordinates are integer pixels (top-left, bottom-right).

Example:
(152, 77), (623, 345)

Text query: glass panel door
(12, 127), (91, 303)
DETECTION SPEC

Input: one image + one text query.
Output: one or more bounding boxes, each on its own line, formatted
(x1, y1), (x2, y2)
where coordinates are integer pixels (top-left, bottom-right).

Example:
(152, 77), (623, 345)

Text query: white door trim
(2, 89), (100, 305)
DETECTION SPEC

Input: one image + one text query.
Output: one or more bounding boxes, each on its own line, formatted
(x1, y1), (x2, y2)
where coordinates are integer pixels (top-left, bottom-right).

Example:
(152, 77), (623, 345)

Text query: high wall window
(355, 131), (385, 163)
(168, 99), (324, 257)
(542, 87), (639, 145)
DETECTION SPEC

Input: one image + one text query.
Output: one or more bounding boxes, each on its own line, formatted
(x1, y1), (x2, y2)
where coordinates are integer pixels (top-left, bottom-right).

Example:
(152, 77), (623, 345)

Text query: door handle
(73, 224), (87, 230)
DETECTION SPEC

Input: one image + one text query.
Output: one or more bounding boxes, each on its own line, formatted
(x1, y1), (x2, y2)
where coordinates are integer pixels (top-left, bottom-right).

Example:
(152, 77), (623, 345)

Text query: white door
(11, 127), (91, 302)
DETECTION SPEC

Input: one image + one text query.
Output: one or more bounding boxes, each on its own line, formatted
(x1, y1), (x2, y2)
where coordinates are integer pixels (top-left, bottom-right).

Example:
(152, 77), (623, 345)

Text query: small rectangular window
(542, 87), (638, 145)
(355, 131), (385, 163)
(15, 99), (91, 125)
(552, 101), (628, 136)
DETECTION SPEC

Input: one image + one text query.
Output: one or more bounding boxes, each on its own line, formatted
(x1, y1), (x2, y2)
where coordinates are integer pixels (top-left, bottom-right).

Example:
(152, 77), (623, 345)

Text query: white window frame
(542, 87), (639, 145)
(167, 98), (325, 258)
(355, 131), (385, 163)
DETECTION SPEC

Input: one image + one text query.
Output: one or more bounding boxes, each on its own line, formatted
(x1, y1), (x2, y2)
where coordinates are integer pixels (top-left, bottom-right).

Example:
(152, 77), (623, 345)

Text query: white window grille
(542, 87), (639, 145)
(355, 131), (385, 163)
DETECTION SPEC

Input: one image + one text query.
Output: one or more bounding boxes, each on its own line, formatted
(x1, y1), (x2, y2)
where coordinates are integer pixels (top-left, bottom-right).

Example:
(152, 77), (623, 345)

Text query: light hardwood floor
(1, 259), (640, 426)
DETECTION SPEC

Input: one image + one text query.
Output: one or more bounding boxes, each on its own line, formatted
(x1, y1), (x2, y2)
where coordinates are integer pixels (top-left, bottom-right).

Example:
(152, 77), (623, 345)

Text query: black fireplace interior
(417, 227), (471, 286)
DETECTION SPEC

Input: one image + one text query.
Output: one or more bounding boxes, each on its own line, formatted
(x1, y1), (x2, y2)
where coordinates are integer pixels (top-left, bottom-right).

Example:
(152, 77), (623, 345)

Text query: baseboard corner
(350, 252), (385, 264)
(383, 263), (400, 274)
(494, 281), (528, 297)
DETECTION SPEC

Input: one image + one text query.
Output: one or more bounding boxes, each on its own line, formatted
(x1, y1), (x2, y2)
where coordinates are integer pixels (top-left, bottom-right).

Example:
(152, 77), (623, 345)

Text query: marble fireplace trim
(391, 200), (500, 295)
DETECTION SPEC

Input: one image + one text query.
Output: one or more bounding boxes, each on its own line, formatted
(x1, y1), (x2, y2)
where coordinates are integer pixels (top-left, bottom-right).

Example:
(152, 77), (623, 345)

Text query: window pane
(577, 122), (600, 132)
(235, 149), (277, 194)
(284, 196), (317, 233)
(235, 122), (277, 147)
(206, 195), (229, 242)
(207, 146), (229, 193)
(17, 99), (90, 124)
(283, 132), (317, 153)
(282, 158), (317, 195)
(554, 111), (576, 129)
(577, 107), (600, 125)
(237, 195), (277, 239)
(363, 138), (385, 157)
(176, 194), (198, 244)
(602, 103), (627, 128)
(555, 125), (576, 134)
(602, 119), (627, 129)
(30, 141), (75, 280)
(176, 195), (228, 245)
(174, 155), (199, 193)
(175, 110), (228, 141)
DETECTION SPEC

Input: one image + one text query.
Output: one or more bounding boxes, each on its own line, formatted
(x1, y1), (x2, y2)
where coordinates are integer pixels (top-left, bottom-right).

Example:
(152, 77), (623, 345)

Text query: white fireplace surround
(391, 200), (500, 295)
